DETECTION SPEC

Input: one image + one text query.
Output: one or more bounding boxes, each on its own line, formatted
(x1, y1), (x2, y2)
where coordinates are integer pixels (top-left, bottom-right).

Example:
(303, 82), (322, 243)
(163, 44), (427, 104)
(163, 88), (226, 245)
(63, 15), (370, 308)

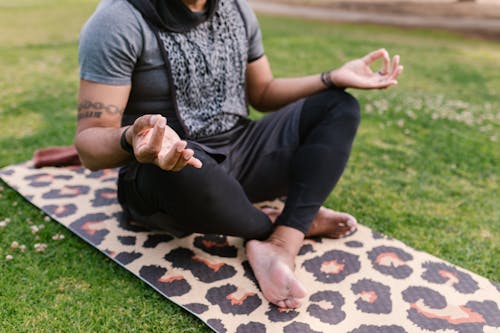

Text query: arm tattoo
(77, 100), (124, 120)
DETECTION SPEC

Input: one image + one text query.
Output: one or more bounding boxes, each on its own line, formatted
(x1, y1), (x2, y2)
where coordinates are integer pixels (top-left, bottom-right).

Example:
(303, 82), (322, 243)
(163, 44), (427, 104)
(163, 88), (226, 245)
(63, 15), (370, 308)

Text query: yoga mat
(1, 161), (499, 333)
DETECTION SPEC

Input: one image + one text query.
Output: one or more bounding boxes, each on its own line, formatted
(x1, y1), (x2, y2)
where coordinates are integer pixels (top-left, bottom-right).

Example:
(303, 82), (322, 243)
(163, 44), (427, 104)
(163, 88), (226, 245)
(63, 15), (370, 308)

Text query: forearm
(246, 56), (335, 112)
(75, 126), (131, 171)
(252, 74), (328, 111)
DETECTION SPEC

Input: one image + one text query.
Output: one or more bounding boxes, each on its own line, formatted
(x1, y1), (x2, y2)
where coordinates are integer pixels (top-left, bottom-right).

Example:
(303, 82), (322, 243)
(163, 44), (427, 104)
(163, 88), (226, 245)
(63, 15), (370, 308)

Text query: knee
(328, 90), (361, 127)
(300, 90), (362, 142)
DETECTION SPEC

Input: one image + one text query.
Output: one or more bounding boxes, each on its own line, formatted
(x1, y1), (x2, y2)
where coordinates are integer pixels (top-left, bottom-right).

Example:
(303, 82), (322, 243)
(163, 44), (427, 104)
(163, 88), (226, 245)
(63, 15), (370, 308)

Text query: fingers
(133, 115), (167, 162)
(132, 114), (163, 134)
(381, 50), (390, 75)
(364, 49), (404, 80)
(387, 54), (399, 80)
(157, 140), (186, 170)
(132, 114), (202, 171)
(148, 116), (166, 149)
(381, 61), (404, 88)
(391, 55), (400, 73)
(373, 53), (403, 89)
(185, 153), (203, 169)
(363, 48), (390, 73)
(388, 55), (404, 82)
(170, 146), (202, 171)
(157, 141), (203, 171)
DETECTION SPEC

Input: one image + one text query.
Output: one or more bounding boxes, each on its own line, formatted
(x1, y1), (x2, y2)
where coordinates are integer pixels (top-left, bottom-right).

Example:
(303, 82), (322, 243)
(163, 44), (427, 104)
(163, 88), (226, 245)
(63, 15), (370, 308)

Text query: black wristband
(320, 70), (337, 89)
(120, 127), (134, 156)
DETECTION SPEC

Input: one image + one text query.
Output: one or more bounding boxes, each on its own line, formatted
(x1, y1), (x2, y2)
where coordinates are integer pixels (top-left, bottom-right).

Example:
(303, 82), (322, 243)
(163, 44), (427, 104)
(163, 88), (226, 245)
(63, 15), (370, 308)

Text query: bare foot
(306, 207), (357, 239)
(260, 206), (357, 239)
(246, 237), (307, 309)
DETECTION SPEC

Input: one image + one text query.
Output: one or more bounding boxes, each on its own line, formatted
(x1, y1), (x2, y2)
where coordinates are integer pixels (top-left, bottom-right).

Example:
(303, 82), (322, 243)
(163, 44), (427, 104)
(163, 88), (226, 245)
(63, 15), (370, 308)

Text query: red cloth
(32, 145), (81, 168)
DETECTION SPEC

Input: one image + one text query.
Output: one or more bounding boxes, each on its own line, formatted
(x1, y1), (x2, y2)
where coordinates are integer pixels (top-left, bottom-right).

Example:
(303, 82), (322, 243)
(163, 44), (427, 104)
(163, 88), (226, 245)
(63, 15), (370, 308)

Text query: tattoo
(77, 100), (123, 121)
(77, 111), (102, 120)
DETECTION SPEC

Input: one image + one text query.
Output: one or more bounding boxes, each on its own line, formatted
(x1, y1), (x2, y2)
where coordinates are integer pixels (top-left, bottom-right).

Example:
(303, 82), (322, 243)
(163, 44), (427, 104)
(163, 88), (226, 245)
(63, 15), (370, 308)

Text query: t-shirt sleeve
(78, 2), (143, 85)
(236, 0), (265, 62)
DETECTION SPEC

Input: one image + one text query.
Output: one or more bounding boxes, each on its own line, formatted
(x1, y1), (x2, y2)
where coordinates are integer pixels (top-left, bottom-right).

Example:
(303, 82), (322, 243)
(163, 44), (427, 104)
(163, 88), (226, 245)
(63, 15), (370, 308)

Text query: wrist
(320, 70), (337, 89)
(324, 69), (347, 90)
(120, 126), (134, 156)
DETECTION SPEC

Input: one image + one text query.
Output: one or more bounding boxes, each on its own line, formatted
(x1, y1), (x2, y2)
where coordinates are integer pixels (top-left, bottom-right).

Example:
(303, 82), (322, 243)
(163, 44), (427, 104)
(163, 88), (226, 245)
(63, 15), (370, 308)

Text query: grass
(0, 1), (499, 331)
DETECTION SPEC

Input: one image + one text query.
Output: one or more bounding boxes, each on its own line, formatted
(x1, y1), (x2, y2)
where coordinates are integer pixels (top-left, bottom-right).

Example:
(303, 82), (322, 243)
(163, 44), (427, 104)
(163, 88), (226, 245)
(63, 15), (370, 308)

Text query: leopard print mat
(1, 162), (499, 333)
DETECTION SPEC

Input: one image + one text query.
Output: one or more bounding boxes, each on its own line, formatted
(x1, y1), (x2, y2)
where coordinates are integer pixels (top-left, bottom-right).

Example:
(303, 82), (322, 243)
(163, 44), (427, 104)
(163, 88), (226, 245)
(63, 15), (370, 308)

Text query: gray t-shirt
(79, 0), (264, 133)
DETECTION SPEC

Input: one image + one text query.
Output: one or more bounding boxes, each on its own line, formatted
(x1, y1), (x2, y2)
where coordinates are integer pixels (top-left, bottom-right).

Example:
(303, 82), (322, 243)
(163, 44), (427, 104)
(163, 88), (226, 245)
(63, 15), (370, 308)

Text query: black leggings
(118, 89), (360, 239)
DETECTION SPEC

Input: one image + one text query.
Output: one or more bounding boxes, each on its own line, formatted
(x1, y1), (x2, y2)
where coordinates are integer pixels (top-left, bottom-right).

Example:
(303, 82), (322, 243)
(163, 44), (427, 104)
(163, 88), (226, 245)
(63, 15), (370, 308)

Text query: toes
(275, 300), (287, 308)
(274, 297), (303, 309)
(346, 215), (358, 227)
(284, 298), (302, 309)
(342, 226), (358, 237)
(338, 213), (358, 237)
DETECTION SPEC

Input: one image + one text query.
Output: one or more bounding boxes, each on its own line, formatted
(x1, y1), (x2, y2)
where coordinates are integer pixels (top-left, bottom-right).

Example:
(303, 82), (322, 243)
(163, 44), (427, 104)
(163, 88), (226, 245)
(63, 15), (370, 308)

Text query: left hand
(330, 48), (404, 90)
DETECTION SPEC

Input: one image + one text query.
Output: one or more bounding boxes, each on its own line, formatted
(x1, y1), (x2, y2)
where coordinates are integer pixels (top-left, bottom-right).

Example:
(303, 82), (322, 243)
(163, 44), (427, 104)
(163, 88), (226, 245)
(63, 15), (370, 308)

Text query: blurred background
(249, 0), (500, 39)
(0, 0), (498, 331)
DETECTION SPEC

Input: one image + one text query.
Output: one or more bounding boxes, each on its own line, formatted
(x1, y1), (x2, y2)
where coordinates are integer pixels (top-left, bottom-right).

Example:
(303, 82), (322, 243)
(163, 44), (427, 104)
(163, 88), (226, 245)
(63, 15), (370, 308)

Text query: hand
(128, 114), (202, 171)
(330, 48), (404, 90)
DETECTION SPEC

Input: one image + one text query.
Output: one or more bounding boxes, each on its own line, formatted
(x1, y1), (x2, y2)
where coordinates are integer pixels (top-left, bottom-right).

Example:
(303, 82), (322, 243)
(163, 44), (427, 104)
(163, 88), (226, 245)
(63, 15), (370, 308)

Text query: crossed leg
(125, 90), (361, 309)
(261, 205), (357, 239)
(242, 90), (361, 309)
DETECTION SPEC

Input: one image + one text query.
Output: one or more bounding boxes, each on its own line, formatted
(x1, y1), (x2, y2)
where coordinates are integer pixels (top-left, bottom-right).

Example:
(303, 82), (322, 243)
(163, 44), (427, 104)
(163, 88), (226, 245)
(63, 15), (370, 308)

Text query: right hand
(127, 114), (202, 171)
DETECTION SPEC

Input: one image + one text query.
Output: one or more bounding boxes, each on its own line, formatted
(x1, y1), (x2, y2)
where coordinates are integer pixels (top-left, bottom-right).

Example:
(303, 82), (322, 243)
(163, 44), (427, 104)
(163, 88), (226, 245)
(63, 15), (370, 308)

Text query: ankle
(266, 226), (305, 257)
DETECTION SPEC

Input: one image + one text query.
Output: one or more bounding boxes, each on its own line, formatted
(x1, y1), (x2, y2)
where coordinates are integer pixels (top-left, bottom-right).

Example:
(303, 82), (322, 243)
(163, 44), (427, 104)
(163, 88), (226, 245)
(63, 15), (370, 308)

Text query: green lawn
(0, 1), (498, 332)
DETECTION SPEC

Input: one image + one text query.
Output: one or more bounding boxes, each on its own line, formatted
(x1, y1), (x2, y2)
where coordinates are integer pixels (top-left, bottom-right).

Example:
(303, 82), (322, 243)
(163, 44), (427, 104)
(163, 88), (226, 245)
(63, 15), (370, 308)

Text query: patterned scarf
(127, 0), (249, 139)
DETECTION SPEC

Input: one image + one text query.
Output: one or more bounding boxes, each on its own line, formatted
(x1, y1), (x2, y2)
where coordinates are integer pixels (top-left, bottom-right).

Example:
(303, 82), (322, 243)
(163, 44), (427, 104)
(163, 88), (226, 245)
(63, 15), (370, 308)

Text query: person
(75, 0), (403, 309)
